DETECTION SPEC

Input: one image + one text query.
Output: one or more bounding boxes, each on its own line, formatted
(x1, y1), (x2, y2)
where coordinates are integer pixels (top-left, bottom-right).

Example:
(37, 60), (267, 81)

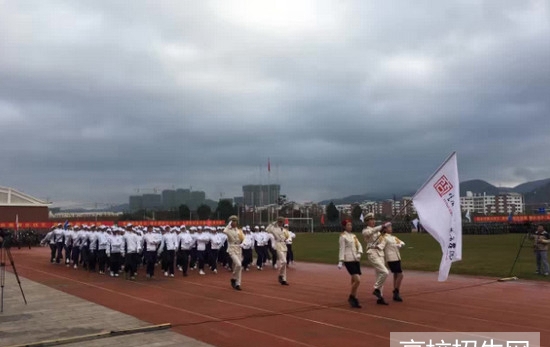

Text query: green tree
(178, 204), (191, 220)
(197, 204), (212, 220)
(215, 199), (236, 221)
(351, 205), (363, 221)
(326, 202), (339, 222)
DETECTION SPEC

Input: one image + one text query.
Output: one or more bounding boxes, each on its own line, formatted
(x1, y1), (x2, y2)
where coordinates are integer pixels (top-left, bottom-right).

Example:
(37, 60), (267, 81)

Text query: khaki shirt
(224, 226), (244, 256)
(339, 232), (363, 262)
(362, 225), (386, 257)
(266, 223), (289, 253)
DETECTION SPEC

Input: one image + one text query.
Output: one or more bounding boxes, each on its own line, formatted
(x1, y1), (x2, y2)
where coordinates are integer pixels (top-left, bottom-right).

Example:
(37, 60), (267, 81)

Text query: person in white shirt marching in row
(241, 227), (255, 271)
(224, 215), (245, 290)
(338, 219), (363, 308)
(254, 226), (269, 270)
(142, 226), (160, 279)
(107, 228), (124, 277)
(266, 217), (290, 286)
(158, 226), (178, 277)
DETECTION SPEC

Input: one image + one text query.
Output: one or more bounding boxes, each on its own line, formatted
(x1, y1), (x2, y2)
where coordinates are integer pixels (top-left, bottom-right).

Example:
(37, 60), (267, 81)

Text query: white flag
(465, 209), (471, 223)
(412, 152), (462, 281)
(359, 213), (364, 222)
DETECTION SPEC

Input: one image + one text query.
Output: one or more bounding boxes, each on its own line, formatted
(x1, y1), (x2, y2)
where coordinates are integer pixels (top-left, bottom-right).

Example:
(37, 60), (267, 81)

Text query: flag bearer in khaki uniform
(362, 213), (390, 305)
(224, 215), (245, 291)
(266, 217), (290, 285)
(338, 219), (363, 308)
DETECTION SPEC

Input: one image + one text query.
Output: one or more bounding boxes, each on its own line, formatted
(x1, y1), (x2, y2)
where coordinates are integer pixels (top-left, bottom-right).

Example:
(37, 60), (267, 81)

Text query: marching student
(177, 226), (195, 277)
(41, 225), (57, 263)
(53, 223), (65, 264)
(122, 224), (140, 280)
(254, 226), (267, 270)
(224, 215), (245, 290)
(195, 227), (210, 275)
(64, 224), (74, 266)
(88, 226), (99, 272)
(362, 213), (390, 305)
(241, 227), (254, 271)
(383, 224), (405, 302)
(158, 226), (177, 277)
(189, 227), (199, 270)
(338, 219), (363, 308)
(142, 225), (160, 279)
(107, 227), (124, 277)
(71, 225), (85, 269)
(209, 227), (225, 274)
(97, 226), (109, 275)
(266, 217), (290, 286)
(285, 224), (296, 265)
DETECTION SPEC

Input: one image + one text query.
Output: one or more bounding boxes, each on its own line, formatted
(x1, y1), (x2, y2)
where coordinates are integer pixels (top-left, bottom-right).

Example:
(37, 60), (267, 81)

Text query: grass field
(292, 232), (550, 281)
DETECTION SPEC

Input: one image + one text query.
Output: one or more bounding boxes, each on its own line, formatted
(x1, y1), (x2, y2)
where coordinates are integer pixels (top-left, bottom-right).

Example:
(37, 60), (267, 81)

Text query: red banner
(0, 220), (225, 229)
(474, 215), (550, 223)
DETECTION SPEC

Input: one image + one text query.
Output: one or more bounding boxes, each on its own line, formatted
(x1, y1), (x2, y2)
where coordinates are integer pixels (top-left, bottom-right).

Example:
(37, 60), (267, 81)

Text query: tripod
(1, 238), (28, 313)
(502, 231), (531, 281)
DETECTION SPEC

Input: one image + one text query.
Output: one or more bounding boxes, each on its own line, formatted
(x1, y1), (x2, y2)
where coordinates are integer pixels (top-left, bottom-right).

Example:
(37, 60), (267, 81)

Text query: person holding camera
(338, 219), (363, 308)
(362, 213), (390, 305)
(531, 224), (550, 276)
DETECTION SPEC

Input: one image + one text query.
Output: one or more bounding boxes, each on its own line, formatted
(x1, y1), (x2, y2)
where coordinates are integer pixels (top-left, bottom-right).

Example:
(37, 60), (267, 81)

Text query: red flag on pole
(268, 157), (271, 172)
(321, 215), (325, 225)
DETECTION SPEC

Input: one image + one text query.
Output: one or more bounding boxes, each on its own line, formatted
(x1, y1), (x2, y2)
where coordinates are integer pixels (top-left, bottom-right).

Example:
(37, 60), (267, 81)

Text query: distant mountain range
(319, 178), (550, 206)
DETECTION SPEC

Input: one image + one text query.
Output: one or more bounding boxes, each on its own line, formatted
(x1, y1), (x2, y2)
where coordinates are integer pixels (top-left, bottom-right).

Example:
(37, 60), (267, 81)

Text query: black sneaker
(373, 289), (383, 300)
(278, 276), (284, 284)
(377, 298), (389, 305)
(393, 289), (403, 302)
(235, 285), (242, 291)
(230, 279), (236, 289)
(348, 295), (361, 308)
(280, 281), (289, 286)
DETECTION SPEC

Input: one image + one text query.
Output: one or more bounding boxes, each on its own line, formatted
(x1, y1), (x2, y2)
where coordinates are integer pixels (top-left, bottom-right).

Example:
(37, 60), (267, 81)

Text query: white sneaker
(73, 264), (78, 269)
(115, 273), (119, 277)
(164, 272), (168, 277)
(110, 272), (114, 277)
(274, 264), (278, 269)
(199, 270), (205, 275)
(213, 269), (218, 274)
(170, 274), (174, 278)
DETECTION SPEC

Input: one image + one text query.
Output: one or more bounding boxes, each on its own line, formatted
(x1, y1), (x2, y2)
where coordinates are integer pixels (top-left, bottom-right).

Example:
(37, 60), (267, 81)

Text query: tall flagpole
(268, 157), (271, 222)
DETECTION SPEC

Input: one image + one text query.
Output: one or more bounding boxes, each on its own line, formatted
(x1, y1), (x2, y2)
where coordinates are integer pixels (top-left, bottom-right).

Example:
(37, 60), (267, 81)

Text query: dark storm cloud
(0, 0), (549, 207)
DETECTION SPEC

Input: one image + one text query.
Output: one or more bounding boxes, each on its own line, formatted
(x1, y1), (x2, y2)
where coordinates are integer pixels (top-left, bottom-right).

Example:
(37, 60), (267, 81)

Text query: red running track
(7, 248), (550, 346)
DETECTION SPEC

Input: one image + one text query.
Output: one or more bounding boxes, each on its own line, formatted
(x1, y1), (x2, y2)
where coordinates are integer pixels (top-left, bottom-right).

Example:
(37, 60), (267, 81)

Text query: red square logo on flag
(433, 175), (453, 197)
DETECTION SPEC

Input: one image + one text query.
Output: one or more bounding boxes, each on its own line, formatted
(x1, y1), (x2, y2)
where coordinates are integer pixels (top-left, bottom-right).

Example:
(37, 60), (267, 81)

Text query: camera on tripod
(0, 228), (14, 248)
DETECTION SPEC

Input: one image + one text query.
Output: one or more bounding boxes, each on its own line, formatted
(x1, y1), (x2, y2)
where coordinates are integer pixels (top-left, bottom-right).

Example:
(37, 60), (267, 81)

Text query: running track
(7, 248), (550, 346)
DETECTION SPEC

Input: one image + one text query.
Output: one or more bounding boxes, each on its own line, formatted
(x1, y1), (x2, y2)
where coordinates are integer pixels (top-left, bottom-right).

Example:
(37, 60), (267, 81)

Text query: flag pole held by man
(412, 152), (462, 282)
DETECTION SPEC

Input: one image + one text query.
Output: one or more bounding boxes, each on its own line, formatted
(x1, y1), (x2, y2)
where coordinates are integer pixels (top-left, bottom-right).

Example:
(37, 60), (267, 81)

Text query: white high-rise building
(461, 191), (524, 215)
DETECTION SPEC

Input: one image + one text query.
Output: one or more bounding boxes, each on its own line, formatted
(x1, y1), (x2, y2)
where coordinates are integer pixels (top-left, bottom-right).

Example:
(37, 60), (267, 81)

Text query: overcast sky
(1, 1), (549, 208)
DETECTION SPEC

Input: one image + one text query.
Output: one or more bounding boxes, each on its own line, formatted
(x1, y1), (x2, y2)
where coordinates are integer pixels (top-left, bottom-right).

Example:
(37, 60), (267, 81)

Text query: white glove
(227, 221), (232, 228)
(337, 261), (343, 269)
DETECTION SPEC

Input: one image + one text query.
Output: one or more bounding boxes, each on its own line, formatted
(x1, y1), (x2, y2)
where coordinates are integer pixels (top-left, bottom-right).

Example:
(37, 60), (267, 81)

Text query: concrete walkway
(0, 271), (214, 347)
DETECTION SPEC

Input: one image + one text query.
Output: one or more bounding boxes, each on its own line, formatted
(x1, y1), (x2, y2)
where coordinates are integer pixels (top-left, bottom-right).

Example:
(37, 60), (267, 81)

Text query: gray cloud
(1, 0), (549, 207)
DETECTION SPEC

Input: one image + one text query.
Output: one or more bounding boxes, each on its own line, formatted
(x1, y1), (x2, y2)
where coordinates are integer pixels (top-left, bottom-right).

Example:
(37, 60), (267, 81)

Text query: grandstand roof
(0, 186), (50, 207)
